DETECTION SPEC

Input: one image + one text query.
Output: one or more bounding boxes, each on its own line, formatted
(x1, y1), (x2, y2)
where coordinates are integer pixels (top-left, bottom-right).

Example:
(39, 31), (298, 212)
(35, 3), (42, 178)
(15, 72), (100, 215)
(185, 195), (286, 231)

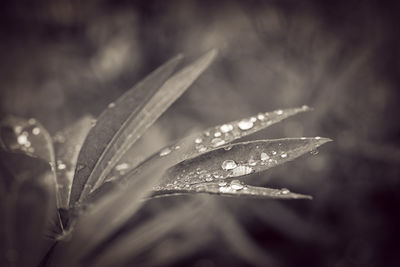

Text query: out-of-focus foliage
(0, 0), (399, 266)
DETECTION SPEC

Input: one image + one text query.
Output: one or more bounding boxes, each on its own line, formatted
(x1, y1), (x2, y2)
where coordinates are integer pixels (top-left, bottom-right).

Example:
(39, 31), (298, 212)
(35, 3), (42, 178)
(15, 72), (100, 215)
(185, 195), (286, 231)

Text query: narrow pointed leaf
(151, 180), (312, 200)
(54, 115), (93, 208)
(112, 106), (311, 186)
(155, 137), (331, 189)
(68, 54), (183, 206)
(71, 49), (217, 205)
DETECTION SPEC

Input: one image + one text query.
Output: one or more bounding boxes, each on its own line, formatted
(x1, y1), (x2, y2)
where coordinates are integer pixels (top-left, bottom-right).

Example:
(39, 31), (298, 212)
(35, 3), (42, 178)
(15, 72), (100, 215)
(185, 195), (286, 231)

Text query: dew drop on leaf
(280, 153), (288, 158)
(231, 165), (254, 177)
(32, 127), (40, 135)
(275, 110), (283, 115)
(211, 138), (226, 147)
(108, 102), (115, 108)
(214, 131), (222, 137)
(260, 152), (270, 161)
(280, 188), (290, 195)
(194, 137), (203, 144)
(115, 162), (129, 171)
(257, 113), (265, 120)
(237, 119), (254, 130)
(230, 180), (244, 190)
(221, 160), (237, 170)
(57, 160), (67, 170)
(220, 124), (233, 133)
(159, 147), (172, 156)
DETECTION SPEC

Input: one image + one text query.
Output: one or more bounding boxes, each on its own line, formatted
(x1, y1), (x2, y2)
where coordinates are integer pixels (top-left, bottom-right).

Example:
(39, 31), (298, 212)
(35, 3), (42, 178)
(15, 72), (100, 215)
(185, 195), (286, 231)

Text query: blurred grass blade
(156, 137), (331, 189)
(89, 199), (203, 267)
(54, 115), (93, 209)
(0, 151), (56, 267)
(51, 159), (168, 267)
(151, 181), (312, 200)
(116, 106), (311, 186)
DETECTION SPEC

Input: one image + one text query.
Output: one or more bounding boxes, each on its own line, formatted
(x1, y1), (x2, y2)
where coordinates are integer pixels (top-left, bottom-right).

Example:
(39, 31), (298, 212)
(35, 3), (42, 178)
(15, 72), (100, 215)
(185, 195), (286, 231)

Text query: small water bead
(159, 147), (172, 156)
(315, 136), (321, 140)
(280, 188), (290, 195)
(14, 126), (22, 134)
(280, 153), (288, 158)
(231, 166), (254, 177)
(257, 113), (265, 120)
(212, 171), (223, 179)
(196, 145), (207, 152)
(238, 119), (254, 130)
(195, 137), (203, 144)
(310, 149), (319, 155)
(230, 180), (244, 190)
(221, 160), (237, 170)
(224, 145), (232, 151)
(214, 131), (222, 137)
(174, 145), (180, 150)
(248, 159), (257, 166)
(115, 163), (129, 171)
(300, 137), (307, 140)
(57, 160), (66, 170)
(28, 118), (36, 125)
(204, 131), (210, 137)
(108, 102), (115, 108)
(32, 127), (40, 135)
(275, 109), (283, 115)
(205, 177), (213, 182)
(17, 135), (28, 146)
(220, 124), (233, 133)
(218, 182), (227, 187)
(272, 151), (277, 155)
(211, 138), (225, 147)
(260, 152), (269, 161)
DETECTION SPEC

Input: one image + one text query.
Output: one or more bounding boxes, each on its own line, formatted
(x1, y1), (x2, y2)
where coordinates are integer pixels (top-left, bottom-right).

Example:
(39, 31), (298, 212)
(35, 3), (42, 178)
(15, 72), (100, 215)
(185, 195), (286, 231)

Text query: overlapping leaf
(53, 115), (93, 209)
(70, 49), (217, 206)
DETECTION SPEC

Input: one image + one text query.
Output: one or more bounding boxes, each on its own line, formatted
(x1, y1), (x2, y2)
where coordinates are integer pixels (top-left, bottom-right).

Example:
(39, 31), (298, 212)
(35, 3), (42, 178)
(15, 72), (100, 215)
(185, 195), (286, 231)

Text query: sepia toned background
(1, 0), (399, 266)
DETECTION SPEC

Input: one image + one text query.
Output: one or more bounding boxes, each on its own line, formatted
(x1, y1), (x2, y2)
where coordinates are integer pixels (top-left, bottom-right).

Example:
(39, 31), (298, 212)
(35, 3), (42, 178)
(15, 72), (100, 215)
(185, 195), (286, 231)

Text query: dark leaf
(0, 151), (56, 267)
(156, 137), (331, 189)
(54, 115), (93, 208)
(71, 49), (217, 205)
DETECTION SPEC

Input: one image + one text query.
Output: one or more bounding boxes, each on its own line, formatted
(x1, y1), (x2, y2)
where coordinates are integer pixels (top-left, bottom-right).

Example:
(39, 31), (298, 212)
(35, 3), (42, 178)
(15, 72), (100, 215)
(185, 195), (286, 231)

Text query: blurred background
(1, 0), (399, 266)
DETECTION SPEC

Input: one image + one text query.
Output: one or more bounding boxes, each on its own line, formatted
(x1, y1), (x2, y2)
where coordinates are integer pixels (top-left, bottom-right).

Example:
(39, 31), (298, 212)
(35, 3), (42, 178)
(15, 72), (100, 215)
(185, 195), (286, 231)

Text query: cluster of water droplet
(159, 144), (181, 157)
(10, 118), (42, 154)
(191, 108), (309, 154)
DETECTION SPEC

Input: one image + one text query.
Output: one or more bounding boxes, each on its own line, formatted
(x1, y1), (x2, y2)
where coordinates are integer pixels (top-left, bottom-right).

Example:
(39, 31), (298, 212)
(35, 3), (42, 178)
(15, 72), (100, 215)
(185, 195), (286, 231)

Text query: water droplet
(230, 180), (244, 190)
(310, 149), (319, 155)
(231, 166), (254, 177)
(196, 145), (207, 152)
(108, 102), (115, 108)
(219, 186), (231, 193)
(28, 118), (36, 125)
(57, 161), (66, 170)
(115, 163), (129, 171)
(205, 177), (213, 182)
(238, 119), (254, 130)
(32, 127), (40, 135)
(218, 182), (227, 187)
(300, 137), (307, 140)
(280, 153), (288, 158)
(257, 113), (265, 120)
(221, 160), (237, 170)
(17, 135), (28, 146)
(195, 137), (203, 144)
(275, 109), (283, 115)
(301, 105), (309, 110)
(272, 151), (277, 155)
(159, 147), (172, 156)
(250, 117), (257, 122)
(248, 159), (257, 166)
(220, 124), (233, 133)
(14, 126), (22, 134)
(315, 136), (321, 140)
(260, 152), (269, 161)
(175, 145), (180, 150)
(224, 145), (233, 151)
(214, 131), (222, 137)
(211, 138), (225, 147)
(280, 188), (290, 195)
(204, 131), (210, 137)
(212, 171), (223, 179)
